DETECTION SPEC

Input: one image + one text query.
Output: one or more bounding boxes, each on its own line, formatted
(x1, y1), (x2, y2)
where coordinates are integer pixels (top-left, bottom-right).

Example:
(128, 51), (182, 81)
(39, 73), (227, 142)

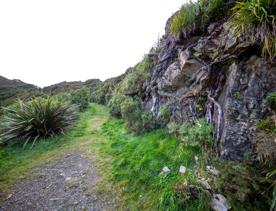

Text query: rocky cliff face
(140, 19), (276, 160)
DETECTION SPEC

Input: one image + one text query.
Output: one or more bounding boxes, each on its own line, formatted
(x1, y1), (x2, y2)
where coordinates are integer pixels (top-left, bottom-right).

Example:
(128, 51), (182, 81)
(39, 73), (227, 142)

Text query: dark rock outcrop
(140, 19), (276, 160)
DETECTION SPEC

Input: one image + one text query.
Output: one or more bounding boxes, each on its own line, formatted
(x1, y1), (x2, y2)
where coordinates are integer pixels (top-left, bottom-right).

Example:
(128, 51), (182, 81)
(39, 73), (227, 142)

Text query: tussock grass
(169, 0), (228, 36)
(0, 104), (95, 199)
(0, 98), (78, 146)
(169, 2), (199, 35)
(230, 0), (276, 61)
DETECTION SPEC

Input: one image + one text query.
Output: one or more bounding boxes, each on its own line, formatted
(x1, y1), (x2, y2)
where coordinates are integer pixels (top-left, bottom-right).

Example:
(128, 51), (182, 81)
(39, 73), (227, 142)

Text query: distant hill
(0, 76), (36, 89)
(0, 75), (42, 108)
(43, 79), (102, 95)
(0, 76), (104, 109)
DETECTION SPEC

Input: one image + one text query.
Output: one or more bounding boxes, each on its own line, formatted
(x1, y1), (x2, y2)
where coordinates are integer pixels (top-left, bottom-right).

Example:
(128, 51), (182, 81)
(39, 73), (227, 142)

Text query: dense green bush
(179, 119), (213, 148)
(0, 98), (78, 146)
(213, 160), (265, 210)
(119, 55), (153, 94)
(52, 92), (71, 104)
(70, 88), (90, 111)
(267, 92), (276, 111)
(120, 96), (156, 133)
(230, 0), (276, 61)
(167, 122), (180, 136)
(157, 105), (171, 128)
(120, 96), (140, 121)
(108, 93), (128, 118)
(167, 119), (213, 148)
(257, 116), (276, 134)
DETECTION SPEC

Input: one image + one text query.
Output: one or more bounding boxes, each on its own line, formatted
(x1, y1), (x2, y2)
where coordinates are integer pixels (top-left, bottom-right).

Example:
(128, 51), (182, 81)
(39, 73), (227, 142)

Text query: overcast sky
(0, 0), (185, 87)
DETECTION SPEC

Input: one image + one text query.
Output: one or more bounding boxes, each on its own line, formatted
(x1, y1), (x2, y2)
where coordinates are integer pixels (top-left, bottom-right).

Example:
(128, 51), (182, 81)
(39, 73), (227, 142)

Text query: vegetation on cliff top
(170, 0), (276, 60)
(230, 0), (276, 61)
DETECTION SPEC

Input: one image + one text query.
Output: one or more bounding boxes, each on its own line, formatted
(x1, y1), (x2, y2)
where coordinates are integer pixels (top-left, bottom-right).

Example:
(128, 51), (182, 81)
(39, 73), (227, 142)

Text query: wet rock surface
(1, 152), (114, 211)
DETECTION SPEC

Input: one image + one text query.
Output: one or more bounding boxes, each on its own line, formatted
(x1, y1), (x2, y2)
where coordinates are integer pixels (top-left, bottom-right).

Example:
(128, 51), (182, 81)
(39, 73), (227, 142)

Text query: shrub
(157, 105), (171, 128)
(91, 89), (106, 105)
(120, 97), (156, 133)
(70, 88), (90, 111)
(230, 0), (276, 61)
(108, 93), (128, 118)
(267, 92), (276, 111)
(139, 112), (156, 133)
(167, 122), (180, 136)
(167, 119), (213, 148)
(0, 98), (78, 146)
(119, 55), (152, 94)
(179, 119), (213, 148)
(257, 116), (276, 134)
(214, 161), (262, 209)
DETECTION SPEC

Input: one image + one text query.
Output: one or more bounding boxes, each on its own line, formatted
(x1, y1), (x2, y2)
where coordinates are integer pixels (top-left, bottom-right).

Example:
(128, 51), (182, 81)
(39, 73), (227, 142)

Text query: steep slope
(140, 20), (276, 160)
(97, 0), (276, 161)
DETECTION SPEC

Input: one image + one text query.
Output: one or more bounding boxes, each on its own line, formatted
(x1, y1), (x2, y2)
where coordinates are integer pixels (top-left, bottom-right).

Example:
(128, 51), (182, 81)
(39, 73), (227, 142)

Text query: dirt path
(0, 104), (115, 211)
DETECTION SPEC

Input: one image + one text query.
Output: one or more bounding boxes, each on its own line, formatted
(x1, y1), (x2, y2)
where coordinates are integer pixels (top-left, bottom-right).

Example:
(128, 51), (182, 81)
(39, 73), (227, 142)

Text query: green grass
(230, 0), (276, 61)
(96, 118), (210, 210)
(169, 0), (228, 35)
(0, 103), (271, 210)
(169, 2), (199, 35)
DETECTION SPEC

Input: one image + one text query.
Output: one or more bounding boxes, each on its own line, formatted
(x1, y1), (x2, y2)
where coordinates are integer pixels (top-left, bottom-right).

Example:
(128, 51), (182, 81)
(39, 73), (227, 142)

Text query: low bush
(120, 97), (140, 124)
(120, 97), (156, 133)
(119, 55), (153, 95)
(0, 98), (78, 146)
(267, 92), (276, 111)
(70, 88), (90, 111)
(108, 93), (128, 118)
(157, 105), (171, 128)
(167, 122), (180, 136)
(257, 116), (276, 134)
(211, 159), (275, 210)
(167, 119), (213, 148)
(179, 119), (213, 148)
(52, 92), (71, 103)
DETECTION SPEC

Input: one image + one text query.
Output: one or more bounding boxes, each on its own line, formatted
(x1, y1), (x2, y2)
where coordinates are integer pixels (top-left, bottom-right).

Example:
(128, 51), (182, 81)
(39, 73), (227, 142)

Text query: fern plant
(0, 97), (78, 147)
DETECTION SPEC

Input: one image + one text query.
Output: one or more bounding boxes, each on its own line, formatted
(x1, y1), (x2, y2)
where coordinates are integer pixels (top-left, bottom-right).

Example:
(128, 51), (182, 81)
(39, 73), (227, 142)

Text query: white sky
(0, 0), (185, 87)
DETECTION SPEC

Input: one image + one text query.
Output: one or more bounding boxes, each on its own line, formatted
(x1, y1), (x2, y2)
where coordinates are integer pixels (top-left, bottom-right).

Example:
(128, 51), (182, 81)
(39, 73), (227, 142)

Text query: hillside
(0, 76), (41, 108)
(43, 79), (102, 95)
(94, 0), (276, 160)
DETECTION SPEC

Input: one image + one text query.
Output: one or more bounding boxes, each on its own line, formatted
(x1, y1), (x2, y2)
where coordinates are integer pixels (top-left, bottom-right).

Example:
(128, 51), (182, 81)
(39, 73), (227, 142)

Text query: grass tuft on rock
(230, 0), (276, 61)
